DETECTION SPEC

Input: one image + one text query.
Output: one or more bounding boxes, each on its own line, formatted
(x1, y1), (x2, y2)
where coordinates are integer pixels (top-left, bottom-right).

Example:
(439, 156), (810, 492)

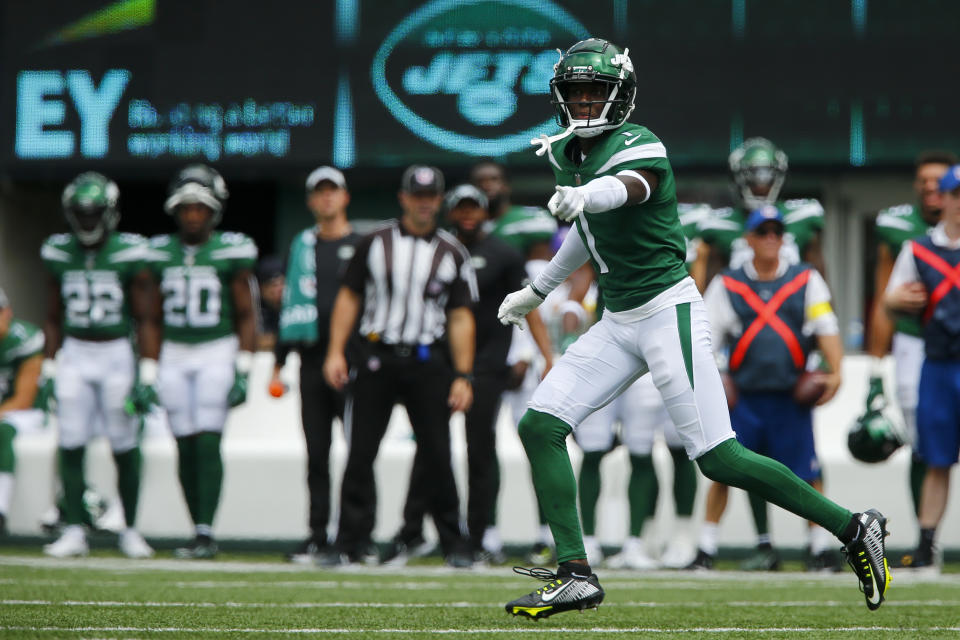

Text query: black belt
(366, 337), (432, 360)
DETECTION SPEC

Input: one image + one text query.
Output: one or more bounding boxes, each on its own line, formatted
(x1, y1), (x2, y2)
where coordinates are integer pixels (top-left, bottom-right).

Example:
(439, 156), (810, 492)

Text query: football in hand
(792, 371), (827, 407)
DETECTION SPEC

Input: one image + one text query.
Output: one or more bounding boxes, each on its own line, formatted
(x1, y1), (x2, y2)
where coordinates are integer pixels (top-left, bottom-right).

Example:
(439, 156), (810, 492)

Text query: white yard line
(0, 555), (952, 585)
(2, 599), (957, 609)
(3, 624), (960, 635)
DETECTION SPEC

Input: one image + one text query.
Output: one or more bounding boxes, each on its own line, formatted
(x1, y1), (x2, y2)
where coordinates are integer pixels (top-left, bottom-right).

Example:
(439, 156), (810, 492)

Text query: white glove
(498, 285), (545, 327)
(547, 186), (584, 222)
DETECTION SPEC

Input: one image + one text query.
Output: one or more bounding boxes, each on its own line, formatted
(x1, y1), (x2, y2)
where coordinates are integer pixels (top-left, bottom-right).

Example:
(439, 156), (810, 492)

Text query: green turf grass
(0, 548), (957, 639)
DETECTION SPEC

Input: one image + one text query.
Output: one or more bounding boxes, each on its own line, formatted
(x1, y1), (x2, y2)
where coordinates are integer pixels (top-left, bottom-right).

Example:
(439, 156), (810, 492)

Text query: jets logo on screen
(371, 0), (588, 157)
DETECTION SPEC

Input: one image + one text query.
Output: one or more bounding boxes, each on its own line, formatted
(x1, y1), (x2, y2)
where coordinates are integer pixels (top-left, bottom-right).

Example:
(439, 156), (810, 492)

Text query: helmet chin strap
(530, 122), (584, 156)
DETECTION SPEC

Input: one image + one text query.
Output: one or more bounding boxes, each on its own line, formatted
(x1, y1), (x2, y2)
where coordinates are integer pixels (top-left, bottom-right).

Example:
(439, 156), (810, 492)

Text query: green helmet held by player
(550, 38), (637, 138)
(729, 137), (789, 210)
(61, 172), (120, 247)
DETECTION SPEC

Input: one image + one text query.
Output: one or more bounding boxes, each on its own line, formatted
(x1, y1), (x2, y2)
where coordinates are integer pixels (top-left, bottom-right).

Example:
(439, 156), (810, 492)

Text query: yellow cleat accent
(512, 606), (554, 618)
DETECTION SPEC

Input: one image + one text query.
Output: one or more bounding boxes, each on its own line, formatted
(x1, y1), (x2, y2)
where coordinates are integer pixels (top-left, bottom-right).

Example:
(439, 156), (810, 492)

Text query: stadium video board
(1, 0), (956, 174)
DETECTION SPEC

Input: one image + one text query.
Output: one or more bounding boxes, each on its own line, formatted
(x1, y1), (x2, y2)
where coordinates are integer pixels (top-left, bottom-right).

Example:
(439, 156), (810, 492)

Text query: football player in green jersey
(0, 288), (44, 536)
(866, 150), (957, 570)
(693, 138), (826, 290)
(498, 38), (889, 618)
(149, 164), (257, 559)
(40, 172), (160, 558)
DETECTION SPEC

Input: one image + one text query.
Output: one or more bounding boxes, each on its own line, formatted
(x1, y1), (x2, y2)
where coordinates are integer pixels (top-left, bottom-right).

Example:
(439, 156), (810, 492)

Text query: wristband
(869, 357), (885, 379)
(529, 283), (548, 300)
(454, 372), (474, 385)
(235, 351), (254, 374)
(139, 358), (159, 385)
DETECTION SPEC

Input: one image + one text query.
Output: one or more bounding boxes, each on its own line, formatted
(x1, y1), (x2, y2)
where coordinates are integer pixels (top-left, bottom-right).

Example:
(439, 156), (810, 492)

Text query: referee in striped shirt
(322, 165), (478, 566)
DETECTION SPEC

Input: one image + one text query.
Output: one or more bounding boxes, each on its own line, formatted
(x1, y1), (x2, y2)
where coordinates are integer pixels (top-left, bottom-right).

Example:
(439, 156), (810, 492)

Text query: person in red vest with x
(885, 164), (960, 572)
(700, 205), (845, 568)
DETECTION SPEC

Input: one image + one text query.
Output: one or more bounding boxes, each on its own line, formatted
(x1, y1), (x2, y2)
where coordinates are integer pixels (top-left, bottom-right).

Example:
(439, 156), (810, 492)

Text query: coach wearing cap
(272, 166), (361, 563)
(322, 165), (478, 566)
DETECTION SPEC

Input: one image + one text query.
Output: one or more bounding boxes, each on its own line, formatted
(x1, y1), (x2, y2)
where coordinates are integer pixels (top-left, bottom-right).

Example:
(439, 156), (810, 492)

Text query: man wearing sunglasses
(697, 205), (844, 570)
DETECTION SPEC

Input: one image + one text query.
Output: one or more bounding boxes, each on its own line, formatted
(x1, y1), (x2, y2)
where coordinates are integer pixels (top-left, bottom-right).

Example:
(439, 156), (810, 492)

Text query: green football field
(0, 550), (957, 639)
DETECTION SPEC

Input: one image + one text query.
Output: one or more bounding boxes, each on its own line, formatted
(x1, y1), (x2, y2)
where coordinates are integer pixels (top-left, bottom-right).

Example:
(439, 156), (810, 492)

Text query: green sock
(58, 447), (87, 525)
(910, 456), (926, 518)
(628, 454), (658, 537)
(113, 448), (141, 528)
(669, 446), (697, 517)
(578, 451), (604, 536)
(0, 423), (15, 473)
(517, 410), (584, 563)
(176, 435), (199, 524)
(195, 432), (223, 527)
(697, 439), (852, 537)
(747, 492), (769, 537)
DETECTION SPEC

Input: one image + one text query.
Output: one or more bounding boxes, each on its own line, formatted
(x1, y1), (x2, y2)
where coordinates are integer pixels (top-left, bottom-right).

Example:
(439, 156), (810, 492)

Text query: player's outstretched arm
(547, 171), (660, 222)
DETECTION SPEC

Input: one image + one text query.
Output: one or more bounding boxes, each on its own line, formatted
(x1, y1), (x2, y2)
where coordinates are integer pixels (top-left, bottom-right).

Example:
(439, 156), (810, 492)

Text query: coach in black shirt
(322, 165), (478, 566)
(271, 166), (361, 563)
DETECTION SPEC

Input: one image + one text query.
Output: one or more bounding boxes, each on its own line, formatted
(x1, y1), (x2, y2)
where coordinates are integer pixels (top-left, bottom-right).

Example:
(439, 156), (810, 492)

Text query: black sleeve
(505, 245), (526, 292)
(273, 340), (293, 368)
(340, 232), (374, 293)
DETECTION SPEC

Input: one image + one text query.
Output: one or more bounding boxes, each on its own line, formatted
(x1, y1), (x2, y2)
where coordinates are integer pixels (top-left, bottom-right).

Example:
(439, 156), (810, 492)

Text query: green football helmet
(550, 38), (636, 138)
(847, 409), (905, 464)
(61, 172), (120, 247)
(164, 164), (229, 227)
(729, 137), (788, 209)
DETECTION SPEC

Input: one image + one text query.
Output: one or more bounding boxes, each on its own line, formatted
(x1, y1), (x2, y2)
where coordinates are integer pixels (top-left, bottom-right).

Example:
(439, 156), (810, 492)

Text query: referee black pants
(335, 351), (464, 557)
(298, 343), (344, 545)
(400, 371), (506, 551)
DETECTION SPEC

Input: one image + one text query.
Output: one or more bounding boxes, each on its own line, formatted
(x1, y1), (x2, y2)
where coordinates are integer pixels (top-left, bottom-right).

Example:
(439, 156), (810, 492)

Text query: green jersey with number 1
(148, 231), (258, 344)
(545, 123), (687, 312)
(41, 232), (150, 341)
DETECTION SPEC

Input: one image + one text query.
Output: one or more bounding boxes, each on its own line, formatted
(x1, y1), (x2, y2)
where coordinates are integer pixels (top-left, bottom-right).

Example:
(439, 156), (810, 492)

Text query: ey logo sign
(372, 0), (588, 157)
(16, 69), (130, 159)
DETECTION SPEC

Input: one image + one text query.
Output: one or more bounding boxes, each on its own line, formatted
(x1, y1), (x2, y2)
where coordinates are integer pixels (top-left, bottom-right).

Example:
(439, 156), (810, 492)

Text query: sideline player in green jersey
(148, 165), (258, 559)
(40, 172), (160, 558)
(864, 150), (957, 570)
(693, 138), (826, 289)
(498, 38), (889, 619)
(0, 288), (44, 536)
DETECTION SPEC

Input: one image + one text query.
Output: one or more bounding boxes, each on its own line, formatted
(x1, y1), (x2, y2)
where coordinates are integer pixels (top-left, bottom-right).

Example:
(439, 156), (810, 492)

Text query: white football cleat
(605, 537), (660, 570)
(660, 537), (697, 569)
(43, 525), (89, 558)
(119, 528), (154, 558)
